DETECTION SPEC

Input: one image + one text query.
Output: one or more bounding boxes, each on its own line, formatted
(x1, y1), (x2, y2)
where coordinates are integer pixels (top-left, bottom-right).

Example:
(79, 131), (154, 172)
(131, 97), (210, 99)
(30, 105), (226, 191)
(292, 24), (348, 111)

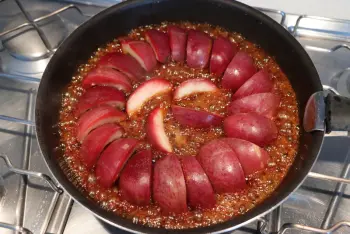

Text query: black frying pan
(35, 0), (350, 233)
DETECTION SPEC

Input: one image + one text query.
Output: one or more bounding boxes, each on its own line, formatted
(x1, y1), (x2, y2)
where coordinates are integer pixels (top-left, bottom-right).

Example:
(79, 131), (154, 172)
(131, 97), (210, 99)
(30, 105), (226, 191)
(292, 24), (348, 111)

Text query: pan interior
(35, 0), (324, 233)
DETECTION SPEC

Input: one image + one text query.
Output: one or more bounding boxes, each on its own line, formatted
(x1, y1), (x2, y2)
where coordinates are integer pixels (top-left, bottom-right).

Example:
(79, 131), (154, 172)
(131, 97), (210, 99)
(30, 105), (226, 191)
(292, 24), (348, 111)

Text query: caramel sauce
(58, 22), (299, 229)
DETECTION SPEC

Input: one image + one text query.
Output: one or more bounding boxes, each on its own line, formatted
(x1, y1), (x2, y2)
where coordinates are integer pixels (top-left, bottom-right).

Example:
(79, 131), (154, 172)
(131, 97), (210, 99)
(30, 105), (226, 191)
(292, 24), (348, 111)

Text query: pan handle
(325, 93), (350, 133)
(304, 91), (350, 133)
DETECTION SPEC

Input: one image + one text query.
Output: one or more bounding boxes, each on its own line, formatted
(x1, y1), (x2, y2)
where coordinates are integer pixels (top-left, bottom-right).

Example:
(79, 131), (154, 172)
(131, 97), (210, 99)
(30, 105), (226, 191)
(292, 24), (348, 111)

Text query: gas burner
(0, 9), (84, 76)
(2, 10), (67, 61)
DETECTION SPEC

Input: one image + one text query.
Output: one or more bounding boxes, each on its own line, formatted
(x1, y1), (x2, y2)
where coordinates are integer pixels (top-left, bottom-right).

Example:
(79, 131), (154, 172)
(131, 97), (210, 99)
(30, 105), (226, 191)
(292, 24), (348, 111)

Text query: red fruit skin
(219, 138), (269, 176)
(153, 153), (188, 214)
(145, 29), (171, 63)
(82, 67), (132, 93)
(75, 86), (126, 117)
(119, 150), (152, 206)
(181, 156), (216, 209)
(168, 26), (187, 62)
(223, 113), (278, 147)
(228, 93), (280, 118)
(172, 105), (224, 128)
(122, 41), (157, 72)
(197, 139), (246, 193)
(126, 78), (172, 116)
(232, 70), (273, 100)
(80, 124), (124, 169)
(97, 52), (144, 81)
(146, 107), (173, 153)
(76, 106), (126, 143)
(186, 30), (212, 68)
(95, 138), (139, 188)
(221, 51), (257, 91)
(210, 36), (238, 76)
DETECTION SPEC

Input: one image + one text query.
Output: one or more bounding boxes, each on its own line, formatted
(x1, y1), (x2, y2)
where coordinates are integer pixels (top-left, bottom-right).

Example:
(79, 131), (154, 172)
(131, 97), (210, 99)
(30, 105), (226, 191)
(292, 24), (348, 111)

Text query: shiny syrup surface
(59, 22), (299, 229)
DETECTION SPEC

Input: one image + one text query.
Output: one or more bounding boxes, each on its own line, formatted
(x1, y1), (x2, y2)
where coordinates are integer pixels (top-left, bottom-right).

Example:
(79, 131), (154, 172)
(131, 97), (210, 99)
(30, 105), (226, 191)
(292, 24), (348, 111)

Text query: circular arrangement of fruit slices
(59, 22), (300, 228)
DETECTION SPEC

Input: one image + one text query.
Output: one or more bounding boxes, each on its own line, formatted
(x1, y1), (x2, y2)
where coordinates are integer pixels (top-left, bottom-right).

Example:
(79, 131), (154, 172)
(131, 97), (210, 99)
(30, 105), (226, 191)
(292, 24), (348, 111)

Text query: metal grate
(0, 2), (350, 234)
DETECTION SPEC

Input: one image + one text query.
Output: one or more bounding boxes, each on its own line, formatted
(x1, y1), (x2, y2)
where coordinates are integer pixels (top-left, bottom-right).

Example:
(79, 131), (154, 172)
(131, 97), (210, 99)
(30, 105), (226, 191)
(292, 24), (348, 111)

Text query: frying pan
(35, 0), (350, 233)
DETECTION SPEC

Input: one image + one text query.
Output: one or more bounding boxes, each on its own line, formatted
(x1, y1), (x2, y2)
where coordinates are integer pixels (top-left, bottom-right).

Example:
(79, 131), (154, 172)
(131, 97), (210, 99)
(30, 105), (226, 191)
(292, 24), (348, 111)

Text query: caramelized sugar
(58, 22), (299, 229)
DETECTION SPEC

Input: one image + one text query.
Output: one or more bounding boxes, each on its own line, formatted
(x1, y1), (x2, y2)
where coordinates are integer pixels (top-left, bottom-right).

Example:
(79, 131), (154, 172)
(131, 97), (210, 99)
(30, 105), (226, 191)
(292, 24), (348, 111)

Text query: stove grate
(0, 3), (349, 234)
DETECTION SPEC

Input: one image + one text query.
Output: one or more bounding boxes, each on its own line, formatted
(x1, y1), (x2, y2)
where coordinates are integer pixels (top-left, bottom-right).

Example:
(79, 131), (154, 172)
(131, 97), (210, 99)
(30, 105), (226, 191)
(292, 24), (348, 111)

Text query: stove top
(0, 1), (349, 234)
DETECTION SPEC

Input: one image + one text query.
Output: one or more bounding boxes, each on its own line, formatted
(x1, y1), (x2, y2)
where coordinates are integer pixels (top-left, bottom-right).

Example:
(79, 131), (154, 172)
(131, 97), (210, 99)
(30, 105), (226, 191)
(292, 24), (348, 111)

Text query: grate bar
(308, 172), (350, 184)
(0, 1), (88, 58)
(291, 15), (350, 37)
(0, 222), (32, 234)
(0, 154), (62, 193)
(256, 7), (286, 25)
(0, 115), (34, 126)
(277, 220), (350, 234)
(321, 148), (350, 228)
(0, 72), (41, 83)
(14, 0), (52, 54)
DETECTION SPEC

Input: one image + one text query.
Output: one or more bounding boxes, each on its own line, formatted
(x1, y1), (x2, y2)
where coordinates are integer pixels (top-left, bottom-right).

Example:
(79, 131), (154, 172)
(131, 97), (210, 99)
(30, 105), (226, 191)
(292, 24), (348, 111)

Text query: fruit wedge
(168, 26), (187, 62)
(98, 52), (144, 81)
(82, 67), (132, 93)
(153, 153), (188, 214)
(186, 30), (212, 68)
(119, 149), (152, 205)
(146, 107), (172, 152)
(232, 70), (273, 100)
(80, 124), (124, 169)
(126, 78), (172, 116)
(228, 93), (280, 118)
(75, 86), (126, 117)
(222, 51), (257, 91)
(95, 138), (139, 188)
(197, 139), (246, 193)
(223, 113), (278, 147)
(210, 36), (238, 76)
(122, 40), (157, 72)
(172, 105), (223, 128)
(181, 156), (216, 209)
(76, 106), (126, 143)
(173, 78), (218, 100)
(220, 138), (269, 176)
(145, 29), (171, 63)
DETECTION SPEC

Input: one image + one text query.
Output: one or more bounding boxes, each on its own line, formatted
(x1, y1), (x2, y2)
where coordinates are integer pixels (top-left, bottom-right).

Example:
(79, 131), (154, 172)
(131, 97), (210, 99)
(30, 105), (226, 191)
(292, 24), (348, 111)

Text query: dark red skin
(80, 124), (123, 169)
(181, 156), (216, 209)
(95, 138), (139, 188)
(119, 150), (152, 206)
(82, 67), (132, 93)
(186, 30), (212, 68)
(76, 106), (126, 143)
(145, 29), (171, 63)
(210, 36), (238, 76)
(197, 139), (246, 193)
(122, 41), (157, 72)
(97, 52), (144, 81)
(153, 153), (188, 214)
(221, 51), (257, 91)
(228, 93), (280, 118)
(223, 113), (278, 147)
(219, 138), (270, 176)
(172, 105), (223, 128)
(75, 86), (126, 117)
(168, 26), (187, 62)
(232, 70), (273, 100)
